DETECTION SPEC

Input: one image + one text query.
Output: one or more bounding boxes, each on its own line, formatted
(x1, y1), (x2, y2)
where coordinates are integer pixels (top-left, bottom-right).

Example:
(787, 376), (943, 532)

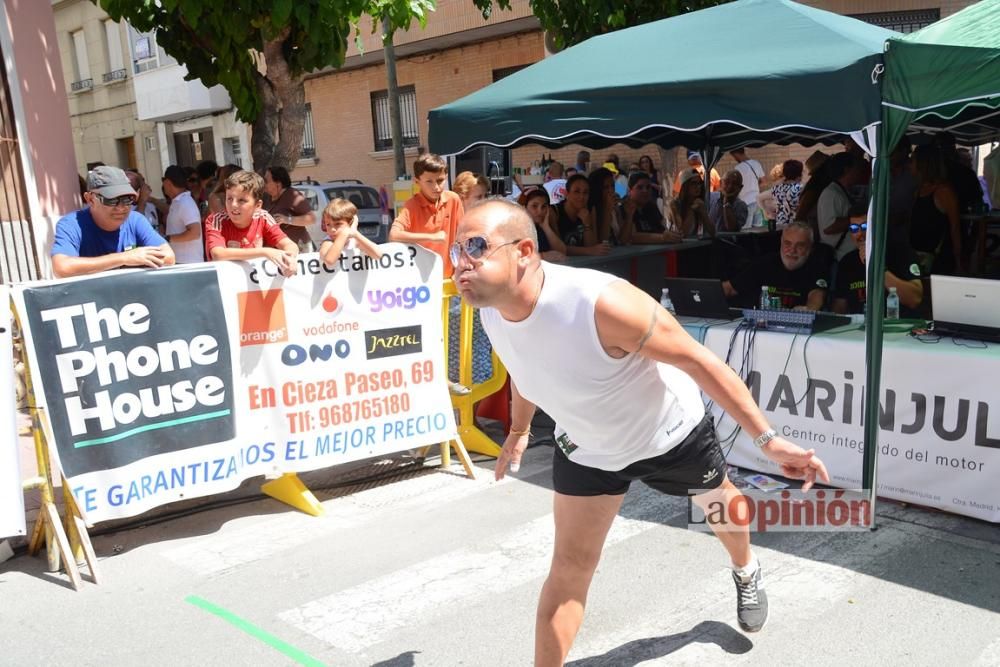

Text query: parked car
(292, 179), (391, 247)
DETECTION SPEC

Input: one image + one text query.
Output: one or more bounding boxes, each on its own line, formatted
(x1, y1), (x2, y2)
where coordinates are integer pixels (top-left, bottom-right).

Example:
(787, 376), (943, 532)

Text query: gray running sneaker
(732, 565), (768, 632)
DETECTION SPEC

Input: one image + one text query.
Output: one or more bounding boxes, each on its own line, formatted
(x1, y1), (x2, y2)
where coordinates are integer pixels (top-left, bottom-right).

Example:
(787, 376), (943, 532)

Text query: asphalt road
(2, 444), (999, 666)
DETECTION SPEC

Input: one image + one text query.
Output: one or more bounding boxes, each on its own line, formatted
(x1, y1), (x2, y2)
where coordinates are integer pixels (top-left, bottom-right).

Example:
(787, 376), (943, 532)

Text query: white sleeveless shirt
(480, 262), (705, 471)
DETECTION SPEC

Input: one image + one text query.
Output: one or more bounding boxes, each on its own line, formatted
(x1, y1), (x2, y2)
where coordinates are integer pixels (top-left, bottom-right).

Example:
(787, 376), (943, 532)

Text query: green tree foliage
(97, 0), (475, 170)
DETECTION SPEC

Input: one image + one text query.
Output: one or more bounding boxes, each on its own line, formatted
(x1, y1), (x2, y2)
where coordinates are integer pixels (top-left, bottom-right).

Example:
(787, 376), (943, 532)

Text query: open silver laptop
(931, 275), (1000, 341)
(663, 278), (743, 320)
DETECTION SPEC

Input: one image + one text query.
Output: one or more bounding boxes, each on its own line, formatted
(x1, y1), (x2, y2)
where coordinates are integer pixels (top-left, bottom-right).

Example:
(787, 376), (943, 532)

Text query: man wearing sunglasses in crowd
(51, 166), (175, 278)
(831, 220), (923, 316)
(453, 200), (829, 665)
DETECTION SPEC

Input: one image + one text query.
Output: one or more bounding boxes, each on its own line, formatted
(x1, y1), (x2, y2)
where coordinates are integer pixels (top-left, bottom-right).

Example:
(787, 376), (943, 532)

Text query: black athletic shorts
(551, 415), (727, 497)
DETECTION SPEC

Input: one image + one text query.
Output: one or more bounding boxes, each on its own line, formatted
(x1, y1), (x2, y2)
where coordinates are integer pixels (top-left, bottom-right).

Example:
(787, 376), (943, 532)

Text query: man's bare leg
(536, 492), (624, 666)
(692, 477), (768, 631)
(692, 477), (753, 567)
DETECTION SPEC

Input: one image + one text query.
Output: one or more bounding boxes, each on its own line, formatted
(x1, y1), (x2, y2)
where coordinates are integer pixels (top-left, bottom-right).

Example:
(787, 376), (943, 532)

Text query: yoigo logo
(367, 286), (431, 312)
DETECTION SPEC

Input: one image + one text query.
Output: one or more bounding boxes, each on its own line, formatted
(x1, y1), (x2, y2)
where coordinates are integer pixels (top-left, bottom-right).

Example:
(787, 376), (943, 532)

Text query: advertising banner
(1, 285), (25, 537)
(701, 326), (1000, 522)
(13, 245), (456, 523)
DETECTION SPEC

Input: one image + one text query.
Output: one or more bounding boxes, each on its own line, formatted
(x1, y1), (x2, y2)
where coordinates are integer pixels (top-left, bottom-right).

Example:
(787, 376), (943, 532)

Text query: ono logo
(281, 340), (351, 366)
(367, 286), (431, 312)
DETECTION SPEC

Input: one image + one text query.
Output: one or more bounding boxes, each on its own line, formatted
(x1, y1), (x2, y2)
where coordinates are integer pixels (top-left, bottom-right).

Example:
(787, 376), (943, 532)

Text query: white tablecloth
(684, 318), (999, 522)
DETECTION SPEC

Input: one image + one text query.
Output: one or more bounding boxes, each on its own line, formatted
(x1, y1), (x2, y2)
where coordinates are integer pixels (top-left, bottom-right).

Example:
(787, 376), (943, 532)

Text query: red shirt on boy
(205, 210), (289, 256)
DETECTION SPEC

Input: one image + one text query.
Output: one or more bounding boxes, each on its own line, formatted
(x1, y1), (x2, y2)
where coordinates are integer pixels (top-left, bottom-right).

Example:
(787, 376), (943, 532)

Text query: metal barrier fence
(441, 279), (508, 459)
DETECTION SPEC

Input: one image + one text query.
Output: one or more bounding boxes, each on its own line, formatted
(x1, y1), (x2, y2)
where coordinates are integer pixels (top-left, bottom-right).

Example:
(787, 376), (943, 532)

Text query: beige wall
(53, 0), (159, 181)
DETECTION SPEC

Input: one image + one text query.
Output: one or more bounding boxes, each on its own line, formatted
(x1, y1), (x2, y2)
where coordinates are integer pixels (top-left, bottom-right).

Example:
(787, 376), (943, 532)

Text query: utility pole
(382, 18), (406, 179)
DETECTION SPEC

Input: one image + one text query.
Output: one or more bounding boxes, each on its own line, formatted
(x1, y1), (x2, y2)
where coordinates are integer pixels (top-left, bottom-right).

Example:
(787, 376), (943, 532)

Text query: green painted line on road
(185, 595), (328, 667)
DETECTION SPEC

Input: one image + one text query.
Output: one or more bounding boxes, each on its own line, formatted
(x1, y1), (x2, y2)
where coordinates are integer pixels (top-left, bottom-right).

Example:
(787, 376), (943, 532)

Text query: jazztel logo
(364, 325), (422, 360)
(237, 289), (288, 346)
(367, 286), (431, 312)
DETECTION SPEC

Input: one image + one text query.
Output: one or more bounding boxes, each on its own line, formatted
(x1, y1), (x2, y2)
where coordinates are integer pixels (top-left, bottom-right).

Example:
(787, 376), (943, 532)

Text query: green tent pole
(862, 121), (894, 527)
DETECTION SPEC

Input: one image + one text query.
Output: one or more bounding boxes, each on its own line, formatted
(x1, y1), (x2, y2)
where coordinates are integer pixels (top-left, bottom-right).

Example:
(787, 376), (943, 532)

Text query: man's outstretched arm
(595, 281), (829, 489)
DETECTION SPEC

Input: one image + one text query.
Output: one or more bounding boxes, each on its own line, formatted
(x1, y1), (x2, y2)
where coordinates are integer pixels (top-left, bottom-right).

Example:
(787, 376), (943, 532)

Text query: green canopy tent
(865, 0), (1000, 509)
(428, 0), (895, 160)
(431, 0), (1000, 521)
(430, 0), (900, 519)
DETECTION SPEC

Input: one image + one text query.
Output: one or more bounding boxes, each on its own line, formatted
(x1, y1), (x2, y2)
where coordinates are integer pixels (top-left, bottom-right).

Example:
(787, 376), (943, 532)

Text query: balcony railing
(102, 69), (127, 83)
(70, 78), (93, 92)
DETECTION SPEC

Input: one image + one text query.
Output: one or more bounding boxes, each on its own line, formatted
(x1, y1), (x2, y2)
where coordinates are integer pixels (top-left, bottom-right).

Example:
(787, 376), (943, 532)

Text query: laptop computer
(931, 275), (1000, 342)
(664, 278), (743, 320)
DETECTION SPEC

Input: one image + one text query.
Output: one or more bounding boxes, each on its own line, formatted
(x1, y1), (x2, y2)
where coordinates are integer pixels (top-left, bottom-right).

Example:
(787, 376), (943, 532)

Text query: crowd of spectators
(447, 135), (988, 318)
(58, 134), (988, 323)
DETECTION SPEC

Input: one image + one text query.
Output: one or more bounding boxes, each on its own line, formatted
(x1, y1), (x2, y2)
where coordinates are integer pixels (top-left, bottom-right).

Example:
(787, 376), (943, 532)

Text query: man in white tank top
(453, 200), (829, 664)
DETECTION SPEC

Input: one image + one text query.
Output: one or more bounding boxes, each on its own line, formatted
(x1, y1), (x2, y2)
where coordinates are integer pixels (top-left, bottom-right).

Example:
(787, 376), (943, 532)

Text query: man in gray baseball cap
(51, 166), (175, 277)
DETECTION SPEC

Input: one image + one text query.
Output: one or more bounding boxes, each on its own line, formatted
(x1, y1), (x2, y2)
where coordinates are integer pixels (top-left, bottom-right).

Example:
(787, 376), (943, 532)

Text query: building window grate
(102, 68), (127, 83)
(370, 85), (419, 152)
(70, 78), (93, 92)
(301, 103), (316, 158)
(850, 9), (940, 33)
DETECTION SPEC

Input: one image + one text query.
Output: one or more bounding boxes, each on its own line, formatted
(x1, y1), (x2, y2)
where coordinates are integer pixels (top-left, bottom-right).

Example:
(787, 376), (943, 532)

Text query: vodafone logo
(305, 291), (358, 337)
(321, 293), (343, 316)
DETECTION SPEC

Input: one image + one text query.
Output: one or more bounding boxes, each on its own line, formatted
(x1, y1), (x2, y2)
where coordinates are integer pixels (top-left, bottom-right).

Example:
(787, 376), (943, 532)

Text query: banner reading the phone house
(13, 244), (456, 522)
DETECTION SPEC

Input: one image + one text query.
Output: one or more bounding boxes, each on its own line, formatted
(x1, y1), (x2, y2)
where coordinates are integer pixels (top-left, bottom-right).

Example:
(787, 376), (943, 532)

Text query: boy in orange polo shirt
(389, 153), (465, 276)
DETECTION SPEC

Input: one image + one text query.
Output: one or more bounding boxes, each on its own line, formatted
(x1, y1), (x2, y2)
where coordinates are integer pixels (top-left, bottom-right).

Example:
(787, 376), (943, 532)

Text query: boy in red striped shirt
(204, 170), (298, 276)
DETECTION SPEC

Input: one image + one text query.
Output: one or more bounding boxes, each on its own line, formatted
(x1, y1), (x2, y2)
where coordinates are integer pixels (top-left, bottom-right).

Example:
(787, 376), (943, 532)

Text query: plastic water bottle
(886, 286), (900, 320)
(660, 288), (676, 315)
(760, 285), (771, 310)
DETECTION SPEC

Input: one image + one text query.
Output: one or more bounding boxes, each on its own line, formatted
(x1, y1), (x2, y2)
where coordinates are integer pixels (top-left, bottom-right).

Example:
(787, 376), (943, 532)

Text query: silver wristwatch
(752, 429), (778, 448)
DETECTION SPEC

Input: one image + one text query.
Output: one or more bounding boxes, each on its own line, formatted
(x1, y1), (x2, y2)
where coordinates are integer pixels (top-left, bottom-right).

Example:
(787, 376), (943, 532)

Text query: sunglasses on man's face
(849, 223), (868, 234)
(449, 236), (521, 265)
(92, 193), (137, 208)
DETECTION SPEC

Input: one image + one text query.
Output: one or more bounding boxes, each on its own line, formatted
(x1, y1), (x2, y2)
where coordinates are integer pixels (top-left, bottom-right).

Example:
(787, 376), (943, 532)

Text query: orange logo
(237, 289), (288, 346)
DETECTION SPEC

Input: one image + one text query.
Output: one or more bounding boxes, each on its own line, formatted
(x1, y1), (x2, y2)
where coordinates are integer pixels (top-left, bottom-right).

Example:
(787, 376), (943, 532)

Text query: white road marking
(279, 486), (680, 654)
(161, 458), (526, 576)
(975, 634), (1000, 667)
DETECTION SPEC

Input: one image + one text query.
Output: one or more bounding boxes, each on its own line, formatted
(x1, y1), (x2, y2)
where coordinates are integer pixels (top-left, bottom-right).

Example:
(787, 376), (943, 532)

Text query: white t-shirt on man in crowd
(165, 190), (204, 263)
(817, 181), (854, 261)
(734, 158), (765, 227)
